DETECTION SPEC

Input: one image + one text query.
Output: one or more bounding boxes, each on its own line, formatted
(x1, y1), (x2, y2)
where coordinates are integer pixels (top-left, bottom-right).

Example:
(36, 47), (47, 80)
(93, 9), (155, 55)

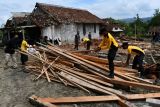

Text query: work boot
(139, 73), (145, 79)
(108, 73), (114, 78)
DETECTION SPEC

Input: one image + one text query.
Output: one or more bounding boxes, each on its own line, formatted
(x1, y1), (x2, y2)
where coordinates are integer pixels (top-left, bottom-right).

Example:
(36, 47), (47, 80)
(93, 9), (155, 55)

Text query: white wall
(41, 23), (100, 44)
(41, 25), (54, 40)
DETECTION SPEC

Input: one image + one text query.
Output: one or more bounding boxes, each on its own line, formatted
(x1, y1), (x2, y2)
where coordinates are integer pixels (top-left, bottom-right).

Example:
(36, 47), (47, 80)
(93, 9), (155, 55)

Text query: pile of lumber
(20, 43), (160, 107)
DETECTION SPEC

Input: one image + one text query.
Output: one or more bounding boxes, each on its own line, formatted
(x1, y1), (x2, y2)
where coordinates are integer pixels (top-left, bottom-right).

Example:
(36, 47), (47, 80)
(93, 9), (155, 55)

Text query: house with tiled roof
(30, 2), (104, 42)
(2, 3), (104, 44)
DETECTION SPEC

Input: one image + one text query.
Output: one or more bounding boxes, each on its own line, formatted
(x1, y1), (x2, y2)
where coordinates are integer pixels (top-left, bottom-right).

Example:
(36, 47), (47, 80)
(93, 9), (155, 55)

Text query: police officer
(95, 28), (119, 78)
(122, 42), (145, 78)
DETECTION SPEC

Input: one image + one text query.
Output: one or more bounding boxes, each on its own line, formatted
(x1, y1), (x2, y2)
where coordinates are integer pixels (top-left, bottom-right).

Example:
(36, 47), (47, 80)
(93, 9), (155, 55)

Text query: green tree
(149, 9), (160, 26)
(129, 14), (148, 37)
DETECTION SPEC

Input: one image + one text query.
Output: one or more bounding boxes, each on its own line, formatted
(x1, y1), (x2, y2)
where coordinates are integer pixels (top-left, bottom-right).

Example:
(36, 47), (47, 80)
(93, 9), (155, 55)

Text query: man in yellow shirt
(82, 37), (91, 50)
(21, 39), (29, 65)
(122, 42), (145, 78)
(95, 28), (119, 78)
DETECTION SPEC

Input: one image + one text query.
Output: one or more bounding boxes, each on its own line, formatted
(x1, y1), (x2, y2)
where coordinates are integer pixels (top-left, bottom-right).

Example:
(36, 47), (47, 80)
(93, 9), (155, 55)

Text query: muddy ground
(0, 45), (157, 107)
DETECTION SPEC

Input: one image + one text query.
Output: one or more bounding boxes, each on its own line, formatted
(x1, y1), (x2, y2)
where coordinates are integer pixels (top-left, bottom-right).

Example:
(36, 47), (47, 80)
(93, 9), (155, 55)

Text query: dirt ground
(0, 48), (120, 107)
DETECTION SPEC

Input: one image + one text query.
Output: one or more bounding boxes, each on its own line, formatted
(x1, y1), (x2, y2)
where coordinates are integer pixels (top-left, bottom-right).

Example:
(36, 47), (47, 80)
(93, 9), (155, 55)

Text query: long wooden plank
(126, 74), (153, 84)
(126, 93), (160, 100)
(30, 93), (160, 104)
(29, 95), (120, 104)
(110, 79), (160, 91)
(73, 53), (109, 64)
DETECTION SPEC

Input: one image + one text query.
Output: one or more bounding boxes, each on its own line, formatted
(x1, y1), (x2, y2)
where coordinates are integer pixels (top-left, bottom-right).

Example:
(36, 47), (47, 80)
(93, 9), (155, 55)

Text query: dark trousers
(108, 46), (118, 76)
(74, 43), (79, 50)
(21, 53), (28, 65)
(86, 41), (91, 50)
(132, 54), (144, 76)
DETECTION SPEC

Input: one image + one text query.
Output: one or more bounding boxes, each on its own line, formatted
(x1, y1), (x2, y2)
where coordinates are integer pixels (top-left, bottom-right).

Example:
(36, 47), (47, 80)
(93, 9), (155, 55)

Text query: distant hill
(120, 17), (152, 23)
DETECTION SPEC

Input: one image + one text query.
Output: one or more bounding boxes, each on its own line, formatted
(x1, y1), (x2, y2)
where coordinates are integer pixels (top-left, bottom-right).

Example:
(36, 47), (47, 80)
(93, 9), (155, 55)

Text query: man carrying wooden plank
(122, 42), (145, 78)
(95, 28), (119, 78)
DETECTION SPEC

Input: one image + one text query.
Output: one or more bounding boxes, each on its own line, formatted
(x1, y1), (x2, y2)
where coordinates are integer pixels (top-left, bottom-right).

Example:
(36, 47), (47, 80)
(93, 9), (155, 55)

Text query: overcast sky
(0, 0), (160, 26)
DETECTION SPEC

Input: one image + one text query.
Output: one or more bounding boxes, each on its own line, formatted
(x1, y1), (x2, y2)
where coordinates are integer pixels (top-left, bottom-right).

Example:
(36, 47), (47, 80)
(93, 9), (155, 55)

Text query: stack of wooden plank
(20, 43), (160, 107)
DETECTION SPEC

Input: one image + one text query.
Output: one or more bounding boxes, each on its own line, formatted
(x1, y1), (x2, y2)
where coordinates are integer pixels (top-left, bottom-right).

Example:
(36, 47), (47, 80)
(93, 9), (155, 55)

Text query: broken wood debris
(22, 43), (160, 107)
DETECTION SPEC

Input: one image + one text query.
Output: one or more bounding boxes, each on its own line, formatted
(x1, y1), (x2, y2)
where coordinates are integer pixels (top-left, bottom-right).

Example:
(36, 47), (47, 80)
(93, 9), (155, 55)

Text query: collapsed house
(2, 12), (41, 45)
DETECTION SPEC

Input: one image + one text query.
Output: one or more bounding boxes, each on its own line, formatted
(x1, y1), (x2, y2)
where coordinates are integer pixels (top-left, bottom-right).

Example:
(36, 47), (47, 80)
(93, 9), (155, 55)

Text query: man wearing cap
(122, 42), (145, 78)
(95, 28), (119, 78)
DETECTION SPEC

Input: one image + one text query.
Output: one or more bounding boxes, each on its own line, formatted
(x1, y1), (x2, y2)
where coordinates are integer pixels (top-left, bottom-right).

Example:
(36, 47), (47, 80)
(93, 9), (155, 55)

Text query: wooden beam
(110, 79), (160, 91)
(29, 93), (160, 104)
(73, 53), (109, 64)
(30, 95), (137, 107)
(126, 93), (160, 100)
(126, 74), (153, 84)
(30, 95), (120, 104)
